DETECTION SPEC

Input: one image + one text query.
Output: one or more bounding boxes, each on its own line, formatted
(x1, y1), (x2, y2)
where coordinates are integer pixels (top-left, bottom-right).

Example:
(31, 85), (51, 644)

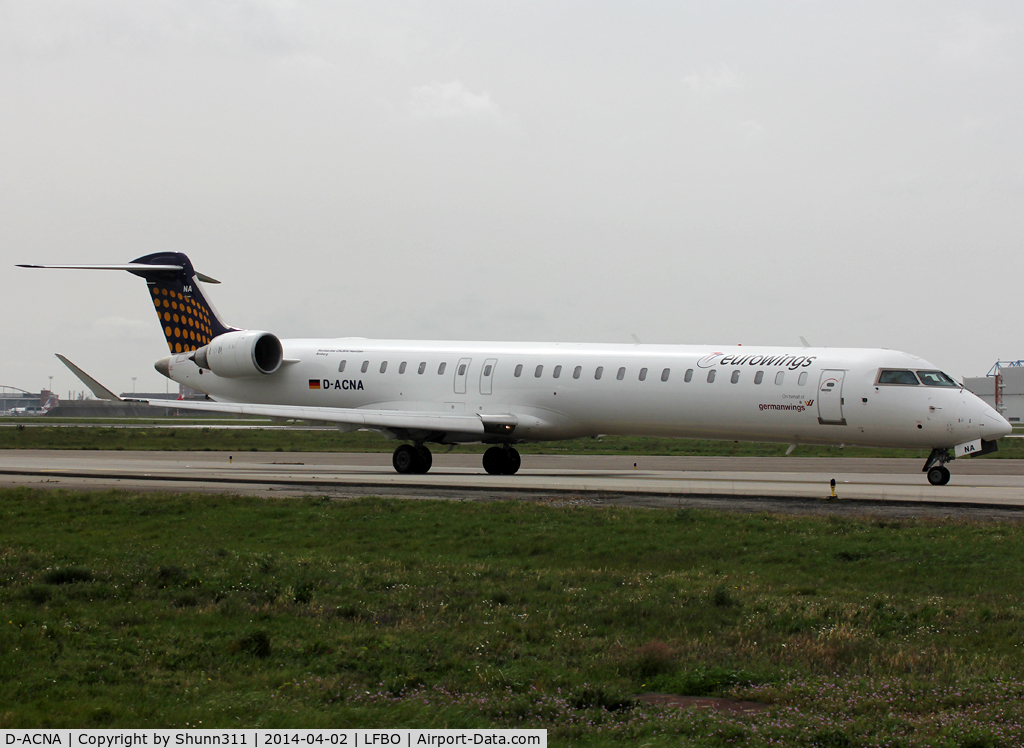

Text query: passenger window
(917, 370), (958, 387)
(639, 367), (648, 381)
(573, 366), (582, 379)
(662, 368), (671, 382)
(535, 365), (543, 378)
(399, 361), (407, 374)
(438, 362), (446, 375)
(418, 362), (426, 375)
(514, 364), (523, 377)
(458, 363), (467, 376)
(595, 366), (604, 380)
(798, 372), (807, 386)
(877, 369), (920, 385)
(731, 370), (740, 384)
(775, 371), (785, 385)
(338, 360), (346, 373)
(707, 369), (716, 383)
(684, 369), (693, 383)
(617, 367), (626, 381)
(361, 360), (369, 373)
(553, 365), (562, 379)
(483, 364), (492, 377)
(754, 371), (764, 385)
(380, 361), (388, 374)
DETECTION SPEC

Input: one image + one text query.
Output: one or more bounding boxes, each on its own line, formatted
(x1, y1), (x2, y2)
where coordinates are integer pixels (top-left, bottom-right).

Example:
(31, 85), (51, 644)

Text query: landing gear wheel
(483, 447), (505, 475)
(415, 446), (433, 474)
(927, 466), (951, 486)
(482, 446), (521, 475)
(393, 444), (418, 474)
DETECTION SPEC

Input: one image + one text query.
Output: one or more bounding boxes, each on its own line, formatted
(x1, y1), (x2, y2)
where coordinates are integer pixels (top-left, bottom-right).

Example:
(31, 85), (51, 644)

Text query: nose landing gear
(392, 444), (433, 474)
(926, 465), (951, 486)
(922, 448), (952, 486)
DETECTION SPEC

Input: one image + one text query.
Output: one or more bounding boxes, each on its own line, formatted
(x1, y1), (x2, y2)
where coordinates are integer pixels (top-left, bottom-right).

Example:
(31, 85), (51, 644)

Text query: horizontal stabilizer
(17, 263), (221, 283)
(55, 354), (122, 401)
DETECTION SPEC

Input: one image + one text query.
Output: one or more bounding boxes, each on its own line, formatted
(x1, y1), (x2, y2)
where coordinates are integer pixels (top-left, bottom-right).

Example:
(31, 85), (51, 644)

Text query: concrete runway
(2, 450), (1023, 517)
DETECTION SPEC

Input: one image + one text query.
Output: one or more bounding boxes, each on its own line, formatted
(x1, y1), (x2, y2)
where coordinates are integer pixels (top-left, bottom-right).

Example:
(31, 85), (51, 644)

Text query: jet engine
(191, 330), (283, 378)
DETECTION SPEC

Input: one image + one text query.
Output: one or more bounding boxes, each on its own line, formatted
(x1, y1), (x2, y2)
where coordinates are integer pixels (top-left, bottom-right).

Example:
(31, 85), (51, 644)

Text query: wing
(56, 354), (122, 401)
(54, 353), (518, 438)
(130, 397), (518, 437)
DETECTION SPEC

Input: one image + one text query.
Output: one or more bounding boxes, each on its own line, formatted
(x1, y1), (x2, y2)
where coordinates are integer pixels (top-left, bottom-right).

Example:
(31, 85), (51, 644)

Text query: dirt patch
(637, 693), (769, 715)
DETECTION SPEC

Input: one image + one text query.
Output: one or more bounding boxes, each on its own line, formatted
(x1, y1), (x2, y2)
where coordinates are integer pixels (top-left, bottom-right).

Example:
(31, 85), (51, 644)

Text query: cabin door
(817, 370), (847, 425)
(454, 358), (472, 395)
(480, 358), (497, 395)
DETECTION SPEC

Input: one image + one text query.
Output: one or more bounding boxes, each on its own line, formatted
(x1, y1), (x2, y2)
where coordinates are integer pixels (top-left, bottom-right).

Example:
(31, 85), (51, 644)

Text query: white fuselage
(163, 339), (1011, 449)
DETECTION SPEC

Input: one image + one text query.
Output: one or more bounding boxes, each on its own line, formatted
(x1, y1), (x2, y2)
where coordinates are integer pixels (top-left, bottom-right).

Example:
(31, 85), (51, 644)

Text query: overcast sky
(2, 1), (1022, 397)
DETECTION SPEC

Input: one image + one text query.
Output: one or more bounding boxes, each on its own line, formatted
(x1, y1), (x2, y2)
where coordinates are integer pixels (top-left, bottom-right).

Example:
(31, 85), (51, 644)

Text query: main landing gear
(391, 444), (522, 475)
(392, 444), (433, 474)
(482, 446), (521, 475)
(922, 448), (952, 486)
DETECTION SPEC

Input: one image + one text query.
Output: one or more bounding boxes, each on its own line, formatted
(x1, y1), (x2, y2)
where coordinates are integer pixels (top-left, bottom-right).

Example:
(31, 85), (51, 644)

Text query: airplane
(19, 252), (1012, 485)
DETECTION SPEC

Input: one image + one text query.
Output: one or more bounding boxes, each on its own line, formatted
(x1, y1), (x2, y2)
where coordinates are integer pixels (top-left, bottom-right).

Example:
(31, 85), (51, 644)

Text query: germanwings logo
(698, 352), (817, 371)
(759, 400), (814, 412)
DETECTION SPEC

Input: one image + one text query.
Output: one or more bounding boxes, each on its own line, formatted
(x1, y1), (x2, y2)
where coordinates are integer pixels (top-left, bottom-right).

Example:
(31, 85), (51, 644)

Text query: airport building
(0, 387), (54, 415)
(2, 384), (214, 418)
(964, 364), (1024, 423)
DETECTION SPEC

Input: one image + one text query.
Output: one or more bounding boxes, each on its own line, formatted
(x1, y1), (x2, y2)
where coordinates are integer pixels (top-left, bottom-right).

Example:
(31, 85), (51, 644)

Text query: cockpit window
(877, 369), (920, 385)
(916, 370), (958, 387)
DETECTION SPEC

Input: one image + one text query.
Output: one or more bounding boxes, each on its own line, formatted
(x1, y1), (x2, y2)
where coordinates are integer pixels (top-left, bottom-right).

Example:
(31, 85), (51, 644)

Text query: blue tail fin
(129, 253), (237, 354)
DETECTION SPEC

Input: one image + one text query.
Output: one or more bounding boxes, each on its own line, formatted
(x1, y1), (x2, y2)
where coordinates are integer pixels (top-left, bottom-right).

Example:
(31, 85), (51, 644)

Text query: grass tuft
(42, 567), (93, 585)
(230, 631), (272, 659)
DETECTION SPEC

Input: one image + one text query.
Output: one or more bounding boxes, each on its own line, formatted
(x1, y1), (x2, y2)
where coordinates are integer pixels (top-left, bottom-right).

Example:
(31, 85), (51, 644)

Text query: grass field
(3, 488), (1024, 746)
(3, 424), (1024, 460)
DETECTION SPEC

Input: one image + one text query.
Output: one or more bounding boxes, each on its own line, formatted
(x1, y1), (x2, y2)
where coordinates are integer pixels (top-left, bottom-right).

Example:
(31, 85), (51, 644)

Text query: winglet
(55, 354), (122, 401)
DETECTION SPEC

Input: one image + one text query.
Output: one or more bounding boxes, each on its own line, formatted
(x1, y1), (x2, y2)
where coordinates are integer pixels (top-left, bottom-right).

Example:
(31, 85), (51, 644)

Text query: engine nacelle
(192, 330), (283, 378)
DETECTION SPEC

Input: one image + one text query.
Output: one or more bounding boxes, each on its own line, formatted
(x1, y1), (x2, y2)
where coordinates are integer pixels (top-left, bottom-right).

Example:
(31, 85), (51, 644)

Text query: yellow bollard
(830, 478), (836, 499)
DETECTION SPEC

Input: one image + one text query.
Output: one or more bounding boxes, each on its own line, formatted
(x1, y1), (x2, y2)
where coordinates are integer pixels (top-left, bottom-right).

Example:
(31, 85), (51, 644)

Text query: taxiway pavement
(2, 451), (1023, 516)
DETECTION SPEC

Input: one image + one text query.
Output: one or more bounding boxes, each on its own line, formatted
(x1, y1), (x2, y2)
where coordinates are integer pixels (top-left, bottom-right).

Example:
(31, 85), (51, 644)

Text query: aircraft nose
(981, 407), (1013, 440)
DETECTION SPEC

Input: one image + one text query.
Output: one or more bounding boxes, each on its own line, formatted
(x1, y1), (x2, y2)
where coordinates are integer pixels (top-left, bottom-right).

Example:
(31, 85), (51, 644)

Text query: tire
(927, 466), (951, 486)
(482, 447), (506, 475)
(415, 446), (433, 474)
(504, 447), (521, 475)
(393, 444), (418, 474)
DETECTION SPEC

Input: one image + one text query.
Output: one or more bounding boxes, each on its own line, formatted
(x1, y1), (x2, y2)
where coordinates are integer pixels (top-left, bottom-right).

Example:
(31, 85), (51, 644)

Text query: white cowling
(192, 330), (283, 378)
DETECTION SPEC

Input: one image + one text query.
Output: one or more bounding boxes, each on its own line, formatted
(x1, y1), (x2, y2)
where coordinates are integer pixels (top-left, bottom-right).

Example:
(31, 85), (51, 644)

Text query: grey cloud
(409, 80), (502, 120)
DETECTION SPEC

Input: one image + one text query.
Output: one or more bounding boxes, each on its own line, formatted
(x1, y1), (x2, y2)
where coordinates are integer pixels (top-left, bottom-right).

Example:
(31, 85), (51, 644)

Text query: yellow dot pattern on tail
(152, 286), (215, 354)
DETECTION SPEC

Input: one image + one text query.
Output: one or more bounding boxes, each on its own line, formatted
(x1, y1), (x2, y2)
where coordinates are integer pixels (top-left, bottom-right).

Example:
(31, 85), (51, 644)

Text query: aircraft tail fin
(19, 253), (238, 354)
(129, 252), (237, 353)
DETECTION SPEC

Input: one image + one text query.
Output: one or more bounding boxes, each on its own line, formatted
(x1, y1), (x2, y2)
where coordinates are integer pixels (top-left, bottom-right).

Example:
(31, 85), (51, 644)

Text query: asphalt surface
(3, 450), (1024, 519)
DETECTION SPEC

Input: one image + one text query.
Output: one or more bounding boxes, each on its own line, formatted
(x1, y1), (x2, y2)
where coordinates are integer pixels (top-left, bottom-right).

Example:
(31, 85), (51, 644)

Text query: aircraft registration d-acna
(19, 253), (1012, 485)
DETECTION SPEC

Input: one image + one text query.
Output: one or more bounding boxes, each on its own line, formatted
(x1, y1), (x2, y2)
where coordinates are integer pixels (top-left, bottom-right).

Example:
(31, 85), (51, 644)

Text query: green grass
(3, 425), (1024, 459)
(4, 488), (1024, 745)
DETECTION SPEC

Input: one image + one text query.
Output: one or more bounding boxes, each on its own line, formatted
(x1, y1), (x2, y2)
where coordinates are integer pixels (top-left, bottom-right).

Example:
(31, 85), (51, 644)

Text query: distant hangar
(965, 363), (1024, 424)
